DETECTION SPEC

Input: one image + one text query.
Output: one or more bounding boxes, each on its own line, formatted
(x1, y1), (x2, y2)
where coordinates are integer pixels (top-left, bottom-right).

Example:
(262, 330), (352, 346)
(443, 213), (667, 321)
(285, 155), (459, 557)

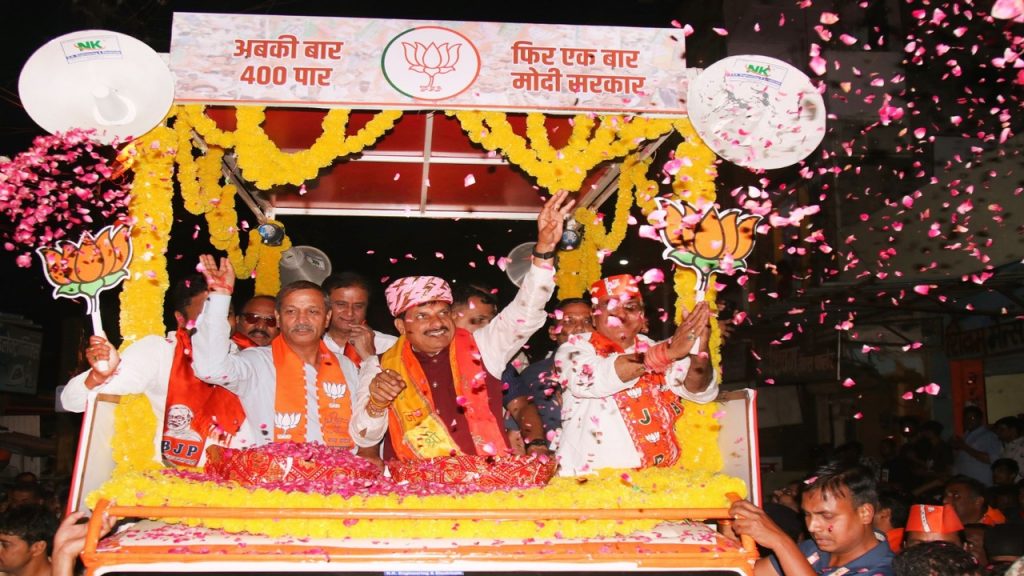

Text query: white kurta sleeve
(59, 336), (167, 412)
(60, 371), (93, 413)
(475, 263), (556, 376)
(554, 333), (637, 399)
(348, 357), (389, 447)
(191, 293), (251, 394)
(662, 336), (719, 403)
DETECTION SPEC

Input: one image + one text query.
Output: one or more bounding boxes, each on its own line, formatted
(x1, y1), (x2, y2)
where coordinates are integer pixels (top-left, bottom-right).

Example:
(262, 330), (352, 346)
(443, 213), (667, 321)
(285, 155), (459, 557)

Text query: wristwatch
(531, 248), (556, 260)
(525, 438), (548, 449)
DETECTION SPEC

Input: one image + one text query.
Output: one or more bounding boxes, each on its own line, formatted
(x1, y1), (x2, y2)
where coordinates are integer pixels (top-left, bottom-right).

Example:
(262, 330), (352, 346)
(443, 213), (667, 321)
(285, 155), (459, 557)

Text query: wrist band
(366, 398), (389, 418)
(643, 341), (672, 373)
(531, 248), (556, 259)
(525, 438), (548, 448)
(207, 281), (233, 294)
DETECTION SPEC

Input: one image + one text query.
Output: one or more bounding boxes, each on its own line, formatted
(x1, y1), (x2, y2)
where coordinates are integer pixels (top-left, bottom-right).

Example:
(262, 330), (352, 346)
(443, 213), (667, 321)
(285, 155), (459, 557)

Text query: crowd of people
(33, 188), (1018, 575)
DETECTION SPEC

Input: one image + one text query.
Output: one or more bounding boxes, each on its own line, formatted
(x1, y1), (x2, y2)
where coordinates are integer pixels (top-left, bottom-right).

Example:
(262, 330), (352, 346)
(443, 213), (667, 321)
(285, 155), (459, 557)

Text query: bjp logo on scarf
(274, 412), (301, 437)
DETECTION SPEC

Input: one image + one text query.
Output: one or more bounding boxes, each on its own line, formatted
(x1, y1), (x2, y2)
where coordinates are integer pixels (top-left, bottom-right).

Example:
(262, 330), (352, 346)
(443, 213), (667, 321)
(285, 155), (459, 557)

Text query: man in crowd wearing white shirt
(322, 272), (397, 368)
(60, 275), (248, 466)
(952, 405), (1003, 485)
(193, 255), (374, 461)
(554, 274), (718, 476)
(348, 191), (573, 459)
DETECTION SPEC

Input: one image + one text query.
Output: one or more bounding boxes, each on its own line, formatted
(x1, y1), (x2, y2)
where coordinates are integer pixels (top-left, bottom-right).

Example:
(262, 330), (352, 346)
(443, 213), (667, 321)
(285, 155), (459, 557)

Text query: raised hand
(198, 254), (235, 295)
(667, 301), (711, 360)
(535, 190), (576, 255)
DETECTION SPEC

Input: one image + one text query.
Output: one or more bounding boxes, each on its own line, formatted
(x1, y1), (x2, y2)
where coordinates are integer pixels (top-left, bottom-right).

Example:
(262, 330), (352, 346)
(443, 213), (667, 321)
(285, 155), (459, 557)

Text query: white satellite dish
(687, 55), (826, 170)
(505, 242), (536, 288)
(279, 246), (333, 286)
(18, 30), (174, 144)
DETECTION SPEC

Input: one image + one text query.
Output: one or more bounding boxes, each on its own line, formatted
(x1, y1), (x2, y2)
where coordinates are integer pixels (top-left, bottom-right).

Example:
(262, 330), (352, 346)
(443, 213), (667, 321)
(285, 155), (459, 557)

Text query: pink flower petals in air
(642, 268), (665, 285)
(991, 0), (1024, 20)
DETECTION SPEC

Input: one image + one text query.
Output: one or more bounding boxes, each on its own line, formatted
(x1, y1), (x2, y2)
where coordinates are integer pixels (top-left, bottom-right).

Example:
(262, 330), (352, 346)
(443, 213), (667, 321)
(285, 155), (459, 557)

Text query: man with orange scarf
(61, 275), (249, 467)
(193, 254), (364, 455)
(554, 274), (717, 475)
(349, 191), (574, 459)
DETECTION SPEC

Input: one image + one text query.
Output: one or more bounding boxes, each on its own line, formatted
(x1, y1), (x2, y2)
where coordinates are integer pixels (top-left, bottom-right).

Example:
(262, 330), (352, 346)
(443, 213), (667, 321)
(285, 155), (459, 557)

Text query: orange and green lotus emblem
(654, 197), (760, 289)
(36, 224), (132, 313)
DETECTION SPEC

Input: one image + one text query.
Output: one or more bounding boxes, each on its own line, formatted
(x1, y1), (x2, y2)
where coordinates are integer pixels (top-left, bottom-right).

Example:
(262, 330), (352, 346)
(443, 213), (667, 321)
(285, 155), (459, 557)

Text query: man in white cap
(349, 191), (574, 459)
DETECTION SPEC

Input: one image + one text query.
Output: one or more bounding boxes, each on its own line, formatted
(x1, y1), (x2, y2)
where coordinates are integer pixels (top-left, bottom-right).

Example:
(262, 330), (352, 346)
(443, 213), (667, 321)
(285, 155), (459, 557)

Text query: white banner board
(170, 13), (689, 115)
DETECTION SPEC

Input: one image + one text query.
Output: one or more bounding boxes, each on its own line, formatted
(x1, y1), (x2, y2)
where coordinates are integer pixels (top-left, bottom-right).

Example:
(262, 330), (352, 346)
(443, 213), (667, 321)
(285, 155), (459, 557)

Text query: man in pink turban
(349, 191), (574, 460)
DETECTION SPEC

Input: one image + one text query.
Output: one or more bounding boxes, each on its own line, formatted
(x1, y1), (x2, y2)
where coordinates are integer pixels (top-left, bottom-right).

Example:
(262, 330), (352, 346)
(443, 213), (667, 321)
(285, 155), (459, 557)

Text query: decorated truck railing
(70, 389), (761, 575)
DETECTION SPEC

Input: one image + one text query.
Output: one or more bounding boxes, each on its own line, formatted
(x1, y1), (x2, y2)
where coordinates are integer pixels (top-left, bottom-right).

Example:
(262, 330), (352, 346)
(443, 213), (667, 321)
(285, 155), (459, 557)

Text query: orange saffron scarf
(271, 336), (353, 448)
(342, 342), (362, 368)
(381, 329), (507, 459)
(230, 332), (258, 349)
(162, 329), (245, 467)
(588, 331), (684, 468)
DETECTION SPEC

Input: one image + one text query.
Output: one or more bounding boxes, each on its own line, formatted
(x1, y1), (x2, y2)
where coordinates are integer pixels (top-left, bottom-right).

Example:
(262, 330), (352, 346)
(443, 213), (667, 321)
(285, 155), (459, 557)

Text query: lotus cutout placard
(36, 224), (132, 349)
(654, 198), (760, 295)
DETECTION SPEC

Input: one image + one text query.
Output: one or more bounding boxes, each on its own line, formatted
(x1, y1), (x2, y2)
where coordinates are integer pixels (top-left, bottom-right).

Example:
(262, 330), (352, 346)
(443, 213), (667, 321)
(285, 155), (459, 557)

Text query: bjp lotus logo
(36, 224), (132, 313)
(323, 382), (347, 400)
(274, 412), (301, 434)
(653, 197), (760, 290)
(403, 41), (461, 92)
(382, 27), (481, 101)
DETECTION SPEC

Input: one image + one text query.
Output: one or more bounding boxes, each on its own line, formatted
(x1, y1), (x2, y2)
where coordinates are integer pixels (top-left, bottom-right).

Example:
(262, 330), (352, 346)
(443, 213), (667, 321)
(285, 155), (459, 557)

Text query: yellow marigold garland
(90, 395), (746, 541)
(555, 152), (648, 298)
(450, 111), (672, 193)
(111, 394), (163, 473)
(173, 113), (292, 295)
(678, 401), (725, 473)
(118, 125), (178, 345)
(233, 106), (403, 189)
(662, 120), (724, 465)
(179, 105), (238, 148)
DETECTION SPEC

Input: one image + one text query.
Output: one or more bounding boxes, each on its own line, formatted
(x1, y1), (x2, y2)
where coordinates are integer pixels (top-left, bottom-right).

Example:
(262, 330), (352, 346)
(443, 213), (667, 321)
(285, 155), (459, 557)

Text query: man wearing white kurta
(554, 274), (718, 476)
(192, 254), (363, 453)
(61, 276), (253, 465)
